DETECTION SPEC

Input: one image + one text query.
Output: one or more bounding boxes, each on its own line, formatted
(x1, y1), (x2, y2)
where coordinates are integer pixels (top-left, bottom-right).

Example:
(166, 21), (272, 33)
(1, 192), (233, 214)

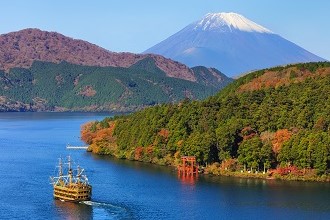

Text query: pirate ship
(50, 156), (92, 202)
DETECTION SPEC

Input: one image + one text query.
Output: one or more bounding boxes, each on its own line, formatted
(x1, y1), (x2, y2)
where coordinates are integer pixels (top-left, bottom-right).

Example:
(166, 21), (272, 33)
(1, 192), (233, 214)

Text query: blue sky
(1, 0), (329, 60)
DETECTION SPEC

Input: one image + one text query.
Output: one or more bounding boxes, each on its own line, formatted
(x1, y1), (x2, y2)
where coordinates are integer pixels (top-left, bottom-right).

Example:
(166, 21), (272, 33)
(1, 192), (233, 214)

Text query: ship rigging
(50, 156), (92, 202)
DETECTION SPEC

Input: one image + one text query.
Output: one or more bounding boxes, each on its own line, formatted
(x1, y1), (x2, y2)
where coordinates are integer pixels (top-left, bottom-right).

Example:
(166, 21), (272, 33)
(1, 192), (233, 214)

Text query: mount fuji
(144, 12), (326, 77)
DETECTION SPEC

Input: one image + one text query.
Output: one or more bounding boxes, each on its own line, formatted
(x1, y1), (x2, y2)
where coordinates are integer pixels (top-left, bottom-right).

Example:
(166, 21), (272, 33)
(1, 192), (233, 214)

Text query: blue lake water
(0, 112), (329, 219)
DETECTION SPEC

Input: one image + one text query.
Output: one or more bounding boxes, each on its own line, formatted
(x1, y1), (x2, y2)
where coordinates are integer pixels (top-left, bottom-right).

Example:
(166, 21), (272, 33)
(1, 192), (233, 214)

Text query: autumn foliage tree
(81, 121), (97, 145)
(81, 119), (117, 154)
(272, 129), (292, 156)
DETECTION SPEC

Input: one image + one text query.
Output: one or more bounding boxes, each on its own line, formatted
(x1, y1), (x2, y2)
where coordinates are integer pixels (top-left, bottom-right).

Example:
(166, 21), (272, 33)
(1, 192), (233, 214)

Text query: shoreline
(87, 150), (330, 183)
(203, 169), (330, 182)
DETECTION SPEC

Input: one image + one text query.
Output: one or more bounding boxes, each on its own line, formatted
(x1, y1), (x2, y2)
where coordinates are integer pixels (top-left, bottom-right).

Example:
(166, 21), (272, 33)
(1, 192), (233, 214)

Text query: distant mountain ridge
(0, 28), (234, 112)
(144, 12), (326, 76)
(0, 28), (197, 81)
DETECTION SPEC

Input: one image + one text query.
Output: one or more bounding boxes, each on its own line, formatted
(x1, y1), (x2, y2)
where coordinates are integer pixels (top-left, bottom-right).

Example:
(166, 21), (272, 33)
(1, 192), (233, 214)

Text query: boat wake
(80, 200), (131, 219)
(81, 200), (121, 208)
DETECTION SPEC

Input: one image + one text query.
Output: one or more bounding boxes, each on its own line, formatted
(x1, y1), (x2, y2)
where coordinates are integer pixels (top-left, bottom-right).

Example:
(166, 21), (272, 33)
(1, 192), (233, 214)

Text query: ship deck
(53, 184), (92, 202)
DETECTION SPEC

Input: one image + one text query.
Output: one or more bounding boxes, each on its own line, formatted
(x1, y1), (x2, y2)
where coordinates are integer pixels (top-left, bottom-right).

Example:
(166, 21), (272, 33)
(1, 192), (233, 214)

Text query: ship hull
(53, 184), (92, 202)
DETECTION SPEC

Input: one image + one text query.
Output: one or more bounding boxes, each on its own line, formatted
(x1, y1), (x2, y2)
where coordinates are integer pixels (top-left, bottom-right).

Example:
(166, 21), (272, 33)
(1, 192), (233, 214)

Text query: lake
(0, 112), (329, 219)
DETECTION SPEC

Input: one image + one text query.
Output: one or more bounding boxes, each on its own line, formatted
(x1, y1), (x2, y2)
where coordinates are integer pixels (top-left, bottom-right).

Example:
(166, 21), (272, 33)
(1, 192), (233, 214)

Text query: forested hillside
(0, 60), (231, 112)
(82, 62), (330, 180)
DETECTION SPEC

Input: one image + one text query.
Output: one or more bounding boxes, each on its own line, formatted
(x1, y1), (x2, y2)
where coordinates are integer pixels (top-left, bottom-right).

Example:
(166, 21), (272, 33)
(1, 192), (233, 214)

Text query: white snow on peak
(194, 12), (273, 33)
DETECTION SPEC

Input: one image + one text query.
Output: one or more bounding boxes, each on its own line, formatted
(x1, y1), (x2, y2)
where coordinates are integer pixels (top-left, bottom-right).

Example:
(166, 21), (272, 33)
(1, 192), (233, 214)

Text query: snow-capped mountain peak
(144, 12), (325, 76)
(194, 12), (273, 33)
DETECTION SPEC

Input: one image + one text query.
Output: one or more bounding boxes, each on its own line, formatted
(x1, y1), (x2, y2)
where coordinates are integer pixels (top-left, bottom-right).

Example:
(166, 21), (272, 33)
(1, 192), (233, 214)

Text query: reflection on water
(178, 173), (198, 185)
(54, 200), (92, 220)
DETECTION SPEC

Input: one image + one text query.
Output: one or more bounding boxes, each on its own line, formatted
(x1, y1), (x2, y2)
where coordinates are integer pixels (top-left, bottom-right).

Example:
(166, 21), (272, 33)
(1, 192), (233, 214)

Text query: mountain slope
(0, 28), (233, 111)
(0, 60), (232, 112)
(0, 28), (197, 81)
(81, 62), (330, 178)
(144, 12), (326, 77)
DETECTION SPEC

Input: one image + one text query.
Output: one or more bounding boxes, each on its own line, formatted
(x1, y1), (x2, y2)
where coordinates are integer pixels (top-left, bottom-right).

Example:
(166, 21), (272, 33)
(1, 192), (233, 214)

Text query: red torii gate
(177, 156), (198, 176)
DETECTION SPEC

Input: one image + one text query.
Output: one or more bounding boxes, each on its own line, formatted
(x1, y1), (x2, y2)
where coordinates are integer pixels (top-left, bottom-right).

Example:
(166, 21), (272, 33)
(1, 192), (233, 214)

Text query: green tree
(238, 136), (263, 171)
(216, 118), (242, 161)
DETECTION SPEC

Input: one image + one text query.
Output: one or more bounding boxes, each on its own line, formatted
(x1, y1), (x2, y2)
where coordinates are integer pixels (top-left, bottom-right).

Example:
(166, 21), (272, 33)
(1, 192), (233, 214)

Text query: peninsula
(81, 62), (330, 182)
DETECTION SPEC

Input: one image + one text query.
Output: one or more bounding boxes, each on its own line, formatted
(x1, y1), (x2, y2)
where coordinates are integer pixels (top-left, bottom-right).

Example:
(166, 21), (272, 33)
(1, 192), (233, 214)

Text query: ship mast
(77, 165), (81, 184)
(68, 156), (73, 185)
(58, 158), (63, 177)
